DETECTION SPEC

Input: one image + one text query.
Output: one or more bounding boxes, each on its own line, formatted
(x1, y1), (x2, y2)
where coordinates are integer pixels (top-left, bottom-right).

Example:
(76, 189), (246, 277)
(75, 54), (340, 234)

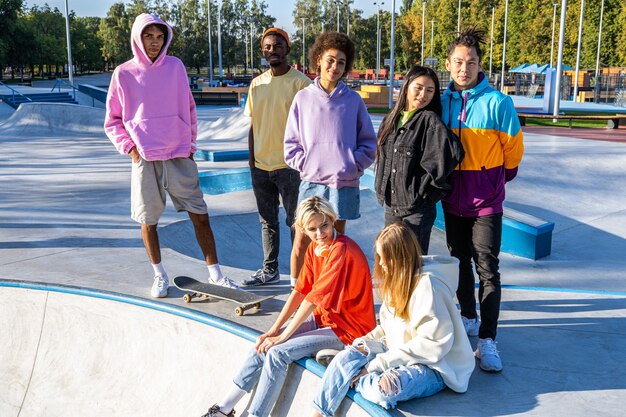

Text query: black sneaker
(201, 404), (235, 417)
(242, 269), (279, 286)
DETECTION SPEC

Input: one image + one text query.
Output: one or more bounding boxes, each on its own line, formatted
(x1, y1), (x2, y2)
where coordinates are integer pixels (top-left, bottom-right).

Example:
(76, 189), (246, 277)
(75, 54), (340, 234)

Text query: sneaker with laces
(150, 274), (169, 298)
(201, 404), (235, 417)
(475, 338), (503, 372)
(316, 348), (341, 367)
(242, 268), (279, 287)
(210, 275), (241, 290)
(462, 316), (480, 337)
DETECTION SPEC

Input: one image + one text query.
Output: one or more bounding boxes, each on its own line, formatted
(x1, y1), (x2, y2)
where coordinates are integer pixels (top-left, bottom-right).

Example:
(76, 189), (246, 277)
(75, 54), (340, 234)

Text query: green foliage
(1, 0), (625, 80)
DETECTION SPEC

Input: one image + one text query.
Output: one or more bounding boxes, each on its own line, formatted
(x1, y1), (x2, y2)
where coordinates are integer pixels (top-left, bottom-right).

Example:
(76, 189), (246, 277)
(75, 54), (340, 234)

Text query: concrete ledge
(199, 167), (252, 195)
(0, 280), (390, 417)
(195, 149), (249, 162)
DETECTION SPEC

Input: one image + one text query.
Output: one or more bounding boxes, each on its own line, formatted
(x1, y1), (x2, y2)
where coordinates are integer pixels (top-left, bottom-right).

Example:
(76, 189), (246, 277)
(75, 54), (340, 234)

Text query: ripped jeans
(312, 338), (445, 416)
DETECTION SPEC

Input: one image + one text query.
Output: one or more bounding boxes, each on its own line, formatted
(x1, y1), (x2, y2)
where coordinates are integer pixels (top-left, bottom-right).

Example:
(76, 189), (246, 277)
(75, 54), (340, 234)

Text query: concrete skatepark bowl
(1, 102), (626, 416)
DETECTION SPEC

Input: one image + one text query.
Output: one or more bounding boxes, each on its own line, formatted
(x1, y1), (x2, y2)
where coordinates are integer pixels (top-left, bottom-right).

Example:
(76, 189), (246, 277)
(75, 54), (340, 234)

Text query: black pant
(251, 167), (300, 273)
(444, 212), (502, 340)
(384, 201), (437, 255)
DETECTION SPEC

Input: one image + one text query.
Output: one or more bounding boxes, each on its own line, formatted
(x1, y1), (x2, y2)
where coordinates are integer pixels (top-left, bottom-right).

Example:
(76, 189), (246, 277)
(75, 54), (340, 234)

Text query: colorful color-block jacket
(441, 73), (524, 217)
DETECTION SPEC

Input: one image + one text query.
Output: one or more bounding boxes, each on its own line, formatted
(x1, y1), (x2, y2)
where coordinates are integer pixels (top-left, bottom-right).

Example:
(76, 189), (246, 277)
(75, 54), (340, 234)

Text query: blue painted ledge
(195, 149), (249, 162)
(200, 167), (554, 260)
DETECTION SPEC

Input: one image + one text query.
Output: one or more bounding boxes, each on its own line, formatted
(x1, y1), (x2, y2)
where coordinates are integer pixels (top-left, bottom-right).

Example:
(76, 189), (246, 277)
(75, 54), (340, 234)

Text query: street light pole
(217, 3), (223, 79)
(553, 0), (567, 118)
(388, 0), (396, 109)
(457, 0), (462, 32)
(573, 0), (584, 101)
(429, 19), (436, 58)
(500, 0), (509, 93)
(421, 1), (426, 66)
(374, 2), (384, 81)
(550, 3), (557, 68)
(250, 24), (253, 75)
(63, 0), (73, 85)
(595, 0), (604, 78)
(336, 3), (340, 32)
(207, 0), (213, 83)
(489, 3), (494, 78)
(302, 17), (306, 72)
(347, 3), (350, 36)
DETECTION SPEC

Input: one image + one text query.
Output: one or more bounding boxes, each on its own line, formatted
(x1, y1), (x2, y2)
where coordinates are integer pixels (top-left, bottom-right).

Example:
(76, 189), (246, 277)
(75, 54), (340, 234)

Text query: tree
(0, 0), (24, 80)
(98, 2), (131, 68)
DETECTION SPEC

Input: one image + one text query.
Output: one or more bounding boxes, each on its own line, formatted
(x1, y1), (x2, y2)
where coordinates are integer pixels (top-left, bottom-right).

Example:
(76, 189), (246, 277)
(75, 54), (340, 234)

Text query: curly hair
(447, 26), (486, 62)
(307, 31), (355, 76)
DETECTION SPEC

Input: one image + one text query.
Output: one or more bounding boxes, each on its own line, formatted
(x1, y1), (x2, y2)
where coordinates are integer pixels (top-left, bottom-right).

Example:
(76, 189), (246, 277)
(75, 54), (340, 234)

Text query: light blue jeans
(313, 339), (446, 416)
(233, 315), (345, 417)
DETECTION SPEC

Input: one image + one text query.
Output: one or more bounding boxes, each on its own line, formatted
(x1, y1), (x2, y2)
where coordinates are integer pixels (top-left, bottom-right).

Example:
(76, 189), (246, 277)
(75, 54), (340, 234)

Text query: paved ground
(1, 102), (625, 416)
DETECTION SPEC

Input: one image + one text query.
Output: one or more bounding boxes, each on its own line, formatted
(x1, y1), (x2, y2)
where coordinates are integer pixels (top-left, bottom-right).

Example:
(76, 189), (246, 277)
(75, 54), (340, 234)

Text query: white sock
(152, 263), (166, 277)
(290, 276), (297, 287)
(218, 384), (246, 414)
(207, 263), (223, 282)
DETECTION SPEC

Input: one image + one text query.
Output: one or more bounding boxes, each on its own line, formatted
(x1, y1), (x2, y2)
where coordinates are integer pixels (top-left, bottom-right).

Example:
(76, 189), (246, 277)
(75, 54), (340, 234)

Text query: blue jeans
(313, 339), (445, 416)
(298, 181), (360, 220)
(233, 315), (345, 417)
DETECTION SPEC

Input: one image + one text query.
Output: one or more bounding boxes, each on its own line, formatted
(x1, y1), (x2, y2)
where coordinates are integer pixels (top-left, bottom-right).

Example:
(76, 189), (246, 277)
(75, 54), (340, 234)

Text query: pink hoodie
(104, 14), (197, 161)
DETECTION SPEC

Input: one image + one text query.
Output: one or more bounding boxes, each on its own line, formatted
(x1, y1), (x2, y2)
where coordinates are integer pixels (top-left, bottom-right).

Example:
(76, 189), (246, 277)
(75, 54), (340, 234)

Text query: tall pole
(553, 0), (567, 118)
(217, 4), (223, 79)
(550, 3), (557, 68)
(500, 0), (509, 93)
(388, 0), (396, 109)
(595, 0), (604, 78)
(489, 4), (494, 78)
(430, 19), (436, 58)
(347, 4), (350, 35)
(207, 0), (213, 83)
(573, 0), (584, 101)
(374, 2), (383, 80)
(302, 18), (306, 72)
(421, 1), (426, 66)
(336, 3), (340, 32)
(250, 23), (254, 77)
(64, 0), (73, 85)
(457, 0), (462, 32)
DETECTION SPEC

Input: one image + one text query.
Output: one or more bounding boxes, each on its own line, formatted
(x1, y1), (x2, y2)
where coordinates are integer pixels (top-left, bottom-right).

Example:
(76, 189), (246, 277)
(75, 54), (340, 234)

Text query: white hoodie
(363, 255), (475, 393)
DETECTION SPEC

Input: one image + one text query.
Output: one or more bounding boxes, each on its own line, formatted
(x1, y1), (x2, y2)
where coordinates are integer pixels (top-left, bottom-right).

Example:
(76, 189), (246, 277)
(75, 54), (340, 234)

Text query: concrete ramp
(0, 102), (104, 136)
(0, 283), (381, 417)
(196, 107), (249, 150)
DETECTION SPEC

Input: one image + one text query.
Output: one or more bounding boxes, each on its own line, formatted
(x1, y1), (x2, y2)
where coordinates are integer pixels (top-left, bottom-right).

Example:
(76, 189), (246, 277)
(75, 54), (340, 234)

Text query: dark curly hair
(308, 31), (355, 77)
(447, 27), (486, 62)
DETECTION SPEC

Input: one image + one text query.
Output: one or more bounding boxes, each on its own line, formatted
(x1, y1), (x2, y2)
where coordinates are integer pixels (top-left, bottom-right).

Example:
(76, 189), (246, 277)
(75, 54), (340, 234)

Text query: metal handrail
(51, 78), (78, 100)
(0, 81), (33, 105)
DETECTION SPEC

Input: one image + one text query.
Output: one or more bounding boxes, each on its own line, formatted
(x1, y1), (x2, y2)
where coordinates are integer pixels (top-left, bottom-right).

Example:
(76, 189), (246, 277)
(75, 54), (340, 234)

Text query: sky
(26, 0), (383, 34)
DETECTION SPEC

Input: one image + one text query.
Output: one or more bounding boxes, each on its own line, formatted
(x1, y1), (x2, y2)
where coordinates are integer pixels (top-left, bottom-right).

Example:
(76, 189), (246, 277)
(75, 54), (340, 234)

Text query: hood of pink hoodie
(131, 13), (173, 67)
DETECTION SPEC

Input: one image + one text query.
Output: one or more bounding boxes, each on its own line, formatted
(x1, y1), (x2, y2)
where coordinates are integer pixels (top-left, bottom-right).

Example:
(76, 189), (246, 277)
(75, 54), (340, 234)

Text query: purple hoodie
(104, 14), (197, 161)
(284, 78), (376, 188)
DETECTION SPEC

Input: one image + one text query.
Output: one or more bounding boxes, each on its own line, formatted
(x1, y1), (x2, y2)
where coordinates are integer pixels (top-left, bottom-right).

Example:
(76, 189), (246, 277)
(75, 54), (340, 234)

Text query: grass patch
(367, 107), (391, 114)
(525, 118), (609, 129)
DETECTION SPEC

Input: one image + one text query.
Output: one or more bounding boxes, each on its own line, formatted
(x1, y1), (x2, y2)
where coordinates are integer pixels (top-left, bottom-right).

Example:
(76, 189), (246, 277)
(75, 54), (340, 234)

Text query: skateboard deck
(173, 276), (275, 316)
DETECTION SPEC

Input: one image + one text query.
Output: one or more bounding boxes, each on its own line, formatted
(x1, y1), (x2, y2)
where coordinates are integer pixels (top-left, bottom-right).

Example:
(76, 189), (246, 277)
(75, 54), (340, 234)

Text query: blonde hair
(373, 223), (423, 321)
(295, 196), (337, 231)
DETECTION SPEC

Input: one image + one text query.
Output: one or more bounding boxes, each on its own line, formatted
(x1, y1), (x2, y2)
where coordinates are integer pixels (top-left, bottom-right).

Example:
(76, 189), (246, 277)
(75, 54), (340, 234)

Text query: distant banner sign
(384, 59), (391, 67)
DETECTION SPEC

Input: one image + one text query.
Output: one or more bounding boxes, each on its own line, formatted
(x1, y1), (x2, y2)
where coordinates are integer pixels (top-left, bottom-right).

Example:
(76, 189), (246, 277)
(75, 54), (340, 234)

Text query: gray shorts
(131, 157), (208, 225)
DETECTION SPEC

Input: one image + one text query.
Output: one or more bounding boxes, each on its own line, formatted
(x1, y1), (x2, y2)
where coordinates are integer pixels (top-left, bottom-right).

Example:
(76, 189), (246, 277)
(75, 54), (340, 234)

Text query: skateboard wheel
(183, 294), (192, 303)
(254, 303), (261, 309)
(235, 307), (244, 316)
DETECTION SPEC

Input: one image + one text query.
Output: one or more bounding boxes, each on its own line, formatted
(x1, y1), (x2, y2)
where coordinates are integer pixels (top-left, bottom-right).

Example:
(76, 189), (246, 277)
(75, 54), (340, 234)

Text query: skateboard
(173, 276), (275, 316)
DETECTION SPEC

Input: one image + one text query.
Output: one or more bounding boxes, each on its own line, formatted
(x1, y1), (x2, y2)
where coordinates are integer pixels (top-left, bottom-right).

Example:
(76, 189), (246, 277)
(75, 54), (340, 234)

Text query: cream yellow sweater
(363, 255), (475, 393)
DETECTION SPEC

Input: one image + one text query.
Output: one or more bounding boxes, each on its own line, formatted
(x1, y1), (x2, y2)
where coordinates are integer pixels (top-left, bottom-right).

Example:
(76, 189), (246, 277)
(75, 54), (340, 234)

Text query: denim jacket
(375, 109), (464, 217)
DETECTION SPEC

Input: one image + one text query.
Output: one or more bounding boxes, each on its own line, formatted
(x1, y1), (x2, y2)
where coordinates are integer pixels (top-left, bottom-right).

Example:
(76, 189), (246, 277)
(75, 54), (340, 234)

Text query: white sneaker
(462, 316), (480, 337)
(151, 274), (169, 298)
(210, 276), (240, 290)
(316, 348), (341, 367)
(475, 338), (503, 372)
